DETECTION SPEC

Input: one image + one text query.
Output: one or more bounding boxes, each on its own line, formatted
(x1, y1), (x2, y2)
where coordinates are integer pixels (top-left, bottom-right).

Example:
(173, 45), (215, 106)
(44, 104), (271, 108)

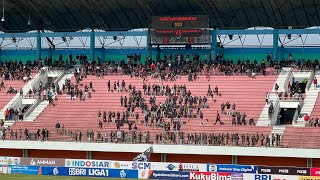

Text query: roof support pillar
(147, 30), (152, 59)
(101, 47), (105, 62)
(273, 29), (279, 62)
(90, 30), (95, 61)
(211, 30), (217, 61)
(36, 31), (42, 61)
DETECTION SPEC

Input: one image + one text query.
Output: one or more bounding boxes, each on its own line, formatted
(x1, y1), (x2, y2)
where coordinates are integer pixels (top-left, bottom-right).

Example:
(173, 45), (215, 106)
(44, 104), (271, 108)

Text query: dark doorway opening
(299, 83), (306, 93)
(279, 108), (296, 125)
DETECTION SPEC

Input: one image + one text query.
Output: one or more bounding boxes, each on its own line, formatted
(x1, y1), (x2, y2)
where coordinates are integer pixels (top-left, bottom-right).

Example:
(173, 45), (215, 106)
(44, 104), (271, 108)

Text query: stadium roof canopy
(2, 0), (320, 32)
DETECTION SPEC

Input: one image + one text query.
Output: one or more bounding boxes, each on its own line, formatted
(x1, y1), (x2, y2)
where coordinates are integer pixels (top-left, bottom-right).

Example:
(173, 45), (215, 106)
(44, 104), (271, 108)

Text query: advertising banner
(111, 161), (167, 170)
(20, 158), (65, 167)
(138, 170), (189, 180)
(0, 157), (20, 166)
(189, 172), (239, 180)
(180, 163), (207, 172)
(112, 161), (179, 171)
(65, 159), (111, 168)
(299, 176), (320, 180)
(8, 165), (41, 175)
(111, 161), (206, 171)
(258, 166), (310, 176)
(243, 174), (299, 180)
(41, 166), (138, 178)
(207, 164), (257, 174)
(310, 168), (320, 176)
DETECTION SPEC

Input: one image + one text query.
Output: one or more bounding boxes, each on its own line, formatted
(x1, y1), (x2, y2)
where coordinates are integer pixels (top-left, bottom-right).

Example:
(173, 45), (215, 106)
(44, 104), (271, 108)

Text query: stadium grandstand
(0, 1), (320, 179)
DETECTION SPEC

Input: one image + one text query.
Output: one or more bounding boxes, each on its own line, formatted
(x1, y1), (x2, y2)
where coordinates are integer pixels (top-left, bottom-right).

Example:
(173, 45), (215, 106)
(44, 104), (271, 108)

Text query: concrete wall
(0, 140), (320, 159)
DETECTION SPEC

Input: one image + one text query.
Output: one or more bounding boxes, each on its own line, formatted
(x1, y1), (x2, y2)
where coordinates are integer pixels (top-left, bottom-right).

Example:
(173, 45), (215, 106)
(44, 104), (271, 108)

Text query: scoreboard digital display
(149, 15), (211, 45)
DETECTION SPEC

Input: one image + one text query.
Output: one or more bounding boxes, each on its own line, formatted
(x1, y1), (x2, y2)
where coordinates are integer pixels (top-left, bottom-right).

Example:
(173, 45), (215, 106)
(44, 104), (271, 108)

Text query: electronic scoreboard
(149, 15), (211, 45)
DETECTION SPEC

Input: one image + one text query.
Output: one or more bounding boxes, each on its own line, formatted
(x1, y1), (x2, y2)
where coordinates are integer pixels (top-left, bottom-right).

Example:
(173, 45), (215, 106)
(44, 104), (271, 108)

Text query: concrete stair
(0, 73), (41, 120)
(24, 101), (50, 122)
(257, 94), (279, 126)
(294, 71), (320, 127)
(257, 68), (292, 126)
(271, 67), (292, 92)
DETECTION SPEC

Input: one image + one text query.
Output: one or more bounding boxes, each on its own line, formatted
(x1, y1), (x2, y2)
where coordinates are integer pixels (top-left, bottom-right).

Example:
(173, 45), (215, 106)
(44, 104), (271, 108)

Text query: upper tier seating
(12, 74), (278, 142)
(0, 79), (28, 111)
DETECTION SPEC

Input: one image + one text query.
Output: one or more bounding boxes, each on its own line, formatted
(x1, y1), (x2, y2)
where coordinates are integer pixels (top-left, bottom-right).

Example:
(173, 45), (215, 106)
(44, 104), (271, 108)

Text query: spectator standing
(304, 113), (310, 125)
(314, 77), (318, 89)
(214, 111), (222, 125)
(274, 83), (279, 93)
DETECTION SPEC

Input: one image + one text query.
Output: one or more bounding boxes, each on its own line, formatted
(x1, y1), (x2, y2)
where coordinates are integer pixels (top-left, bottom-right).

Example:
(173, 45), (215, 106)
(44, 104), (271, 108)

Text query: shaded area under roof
(1, 0), (320, 32)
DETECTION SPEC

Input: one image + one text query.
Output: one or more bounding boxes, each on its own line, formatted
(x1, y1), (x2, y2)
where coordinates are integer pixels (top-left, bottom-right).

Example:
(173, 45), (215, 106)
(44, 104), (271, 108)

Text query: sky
(0, 27), (320, 49)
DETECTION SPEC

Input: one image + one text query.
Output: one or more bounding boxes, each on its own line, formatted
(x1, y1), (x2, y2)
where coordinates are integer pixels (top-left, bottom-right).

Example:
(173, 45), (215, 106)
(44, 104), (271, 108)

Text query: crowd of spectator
(2, 52), (320, 146)
(2, 124), (283, 148)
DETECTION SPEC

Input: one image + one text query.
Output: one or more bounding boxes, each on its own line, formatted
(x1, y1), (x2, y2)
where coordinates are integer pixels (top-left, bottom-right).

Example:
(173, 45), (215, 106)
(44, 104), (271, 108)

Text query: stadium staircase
(23, 70), (74, 122)
(257, 68), (292, 127)
(294, 71), (320, 127)
(12, 74), (278, 142)
(0, 72), (41, 121)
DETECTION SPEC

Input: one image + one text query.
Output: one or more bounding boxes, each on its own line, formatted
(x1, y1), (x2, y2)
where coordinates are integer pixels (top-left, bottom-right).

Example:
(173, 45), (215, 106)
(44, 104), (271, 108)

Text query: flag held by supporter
(133, 147), (152, 162)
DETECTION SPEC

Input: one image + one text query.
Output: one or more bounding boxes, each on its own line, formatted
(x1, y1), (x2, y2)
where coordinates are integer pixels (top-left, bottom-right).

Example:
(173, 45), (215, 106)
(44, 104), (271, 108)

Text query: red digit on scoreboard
(175, 30), (182, 36)
(188, 37), (194, 44)
(163, 37), (169, 44)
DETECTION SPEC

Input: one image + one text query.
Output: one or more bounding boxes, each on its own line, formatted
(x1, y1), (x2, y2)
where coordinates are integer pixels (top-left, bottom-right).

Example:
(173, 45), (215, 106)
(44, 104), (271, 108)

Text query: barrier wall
(1, 156), (320, 179)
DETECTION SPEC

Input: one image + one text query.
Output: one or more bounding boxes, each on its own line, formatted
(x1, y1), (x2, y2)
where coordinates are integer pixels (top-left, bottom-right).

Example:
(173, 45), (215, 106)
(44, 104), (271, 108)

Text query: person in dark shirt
(214, 111), (222, 125)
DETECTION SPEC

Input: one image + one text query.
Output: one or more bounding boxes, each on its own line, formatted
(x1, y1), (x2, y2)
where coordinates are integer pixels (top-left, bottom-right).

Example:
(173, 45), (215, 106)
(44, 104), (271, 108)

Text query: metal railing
(0, 128), (285, 148)
(2, 127), (320, 149)
(283, 68), (293, 92)
(23, 99), (41, 119)
(268, 97), (280, 126)
(292, 98), (303, 124)
(30, 72), (44, 89)
(9, 95), (22, 109)
(53, 70), (66, 86)
(306, 70), (315, 91)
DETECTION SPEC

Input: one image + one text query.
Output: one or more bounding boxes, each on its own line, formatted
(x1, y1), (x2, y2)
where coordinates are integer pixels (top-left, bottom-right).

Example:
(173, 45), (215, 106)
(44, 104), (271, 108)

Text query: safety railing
(269, 92), (303, 102)
(53, 70), (66, 86)
(3, 127), (320, 149)
(0, 127), (285, 148)
(30, 72), (43, 89)
(306, 70), (315, 91)
(23, 99), (41, 119)
(283, 68), (293, 92)
(292, 98), (304, 124)
(9, 95), (22, 109)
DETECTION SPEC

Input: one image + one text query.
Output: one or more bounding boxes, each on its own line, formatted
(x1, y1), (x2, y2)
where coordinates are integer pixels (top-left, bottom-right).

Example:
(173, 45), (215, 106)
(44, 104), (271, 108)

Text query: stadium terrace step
(12, 74), (278, 140)
(294, 71), (320, 127)
(0, 76), (37, 122)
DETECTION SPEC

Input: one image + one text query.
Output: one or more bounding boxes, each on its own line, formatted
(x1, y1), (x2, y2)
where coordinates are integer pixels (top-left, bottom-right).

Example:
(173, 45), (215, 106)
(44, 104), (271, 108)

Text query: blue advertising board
(42, 166), (138, 178)
(9, 165), (40, 175)
(207, 164), (257, 174)
(146, 170), (189, 180)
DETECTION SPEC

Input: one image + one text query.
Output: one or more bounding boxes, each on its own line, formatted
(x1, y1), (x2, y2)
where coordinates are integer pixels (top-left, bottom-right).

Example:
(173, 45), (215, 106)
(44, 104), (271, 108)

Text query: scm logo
(132, 162), (151, 169)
